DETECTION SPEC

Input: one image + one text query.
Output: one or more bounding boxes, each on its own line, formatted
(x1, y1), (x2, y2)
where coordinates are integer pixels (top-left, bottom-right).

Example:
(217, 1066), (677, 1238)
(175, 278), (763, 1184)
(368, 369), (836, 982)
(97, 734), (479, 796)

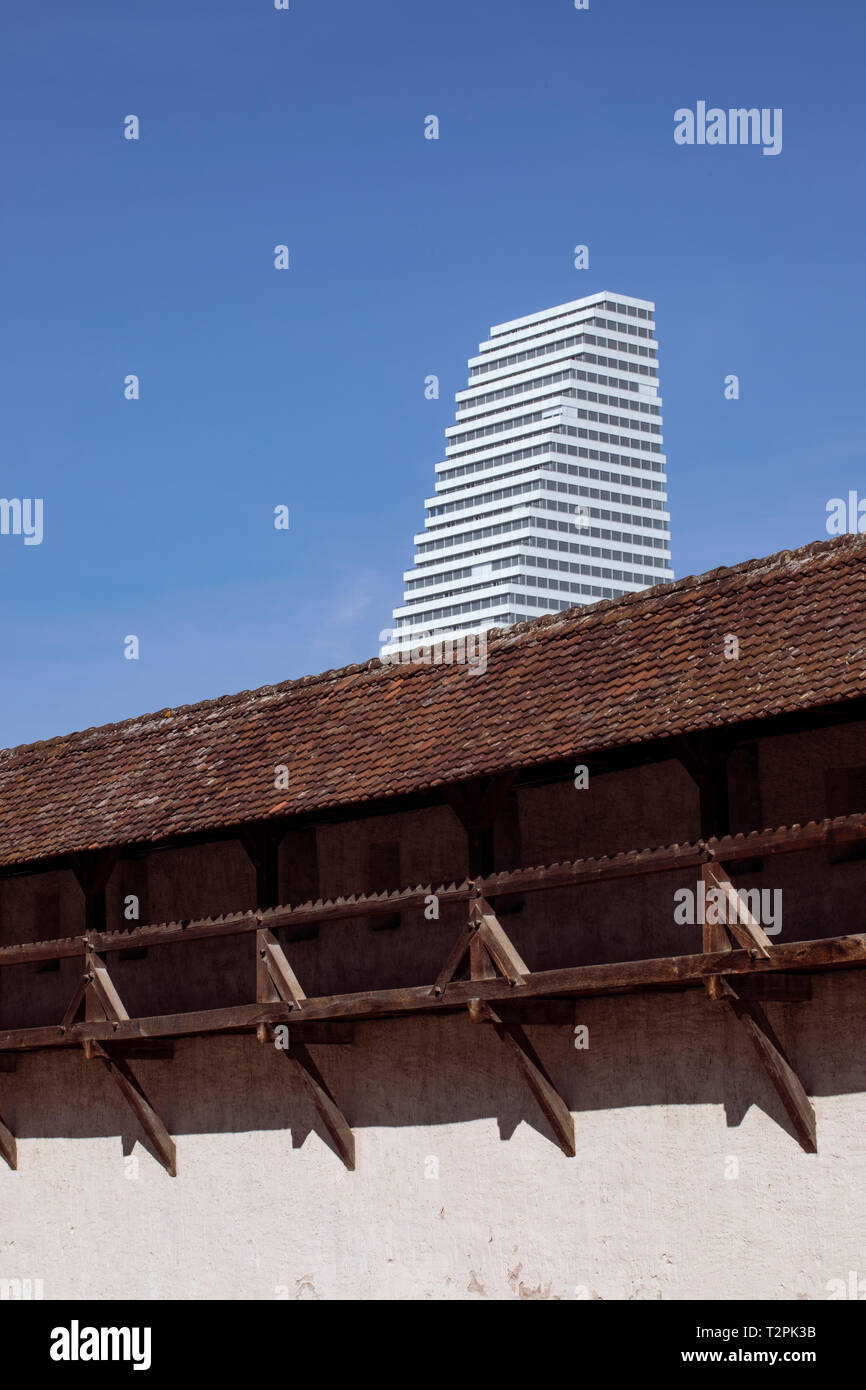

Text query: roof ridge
(1, 530), (861, 763)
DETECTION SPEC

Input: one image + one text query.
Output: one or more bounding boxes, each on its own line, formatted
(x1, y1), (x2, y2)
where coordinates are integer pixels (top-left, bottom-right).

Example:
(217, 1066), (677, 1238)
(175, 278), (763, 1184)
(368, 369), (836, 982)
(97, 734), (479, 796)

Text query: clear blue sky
(1, 0), (863, 748)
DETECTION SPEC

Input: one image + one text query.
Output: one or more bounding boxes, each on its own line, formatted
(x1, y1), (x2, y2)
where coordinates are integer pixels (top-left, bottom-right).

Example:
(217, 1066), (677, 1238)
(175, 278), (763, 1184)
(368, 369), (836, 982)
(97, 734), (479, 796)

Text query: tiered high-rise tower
(384, 292), (674, 651)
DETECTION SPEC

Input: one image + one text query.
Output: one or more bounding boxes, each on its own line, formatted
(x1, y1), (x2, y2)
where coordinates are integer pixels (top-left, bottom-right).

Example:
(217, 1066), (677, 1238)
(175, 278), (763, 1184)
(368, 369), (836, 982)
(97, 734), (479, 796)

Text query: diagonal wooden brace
(87, 945), (130, 1023)
(430, 916), (479, 997)
(66, 949), (178, 1173)
(259, 927), (306, 1008)
(700, 861), (773, 1000)
(431, 886), (528, 996)
(719, 979), (817, 1154)
(463, 897), (570, 1156)
(91, 1043), (177, 1175)
(469, 1000), (575, 1157)
(473, 896), (529, 984)
(277, 1038), (355, 1171)
(0, 1111), (17, 1171)
(702, 862), (774, 957)
(256, 925), (306, 1042)
(61, 972), (91, 1029)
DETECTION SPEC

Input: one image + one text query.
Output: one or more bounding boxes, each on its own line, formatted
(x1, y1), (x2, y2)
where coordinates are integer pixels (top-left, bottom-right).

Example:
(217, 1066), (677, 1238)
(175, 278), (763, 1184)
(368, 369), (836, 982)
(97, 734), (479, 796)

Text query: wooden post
(239, 822), (288, 910)
(69, 848), (121, 935)
(677, 735), (733, 841)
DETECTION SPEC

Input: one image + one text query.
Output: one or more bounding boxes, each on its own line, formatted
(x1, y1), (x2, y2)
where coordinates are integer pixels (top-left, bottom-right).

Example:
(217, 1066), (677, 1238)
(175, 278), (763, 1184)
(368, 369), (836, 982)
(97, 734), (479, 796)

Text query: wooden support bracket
(473, 897), (529, 984)
(275, 1037), (355, 1171)
(86, 944), (131, 1022)
(253, 927), (353, 1167)
(431, 885), (528, 996)
(694, 866), (816, 1153)
(702, 862), (773, 957)
(65, 948), (178, 1174)
(256, 924), (306, 1041)
(0, 1111), (17, 1171)
(91, 1043), (177, 1175)
(469, 999), (575, 1157)
(720, 980), (817, 1154)
(700, 861), (772, 1001)
(456, 890), (574, 1157)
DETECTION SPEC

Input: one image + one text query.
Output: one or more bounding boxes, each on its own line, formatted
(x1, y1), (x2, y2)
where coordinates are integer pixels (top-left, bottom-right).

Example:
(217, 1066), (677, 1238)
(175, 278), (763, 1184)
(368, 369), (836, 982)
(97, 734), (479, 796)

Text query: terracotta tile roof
(1, 533), (864, 869)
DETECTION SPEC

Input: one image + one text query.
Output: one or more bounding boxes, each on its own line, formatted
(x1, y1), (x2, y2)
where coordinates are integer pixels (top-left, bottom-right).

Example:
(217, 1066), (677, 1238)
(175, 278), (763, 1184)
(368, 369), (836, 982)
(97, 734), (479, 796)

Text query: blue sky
(1, 0), (863, 747)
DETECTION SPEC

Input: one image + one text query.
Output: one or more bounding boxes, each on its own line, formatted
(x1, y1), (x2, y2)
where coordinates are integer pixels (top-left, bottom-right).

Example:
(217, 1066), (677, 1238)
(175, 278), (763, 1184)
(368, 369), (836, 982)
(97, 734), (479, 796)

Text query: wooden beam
(256, 926), (280, 1043)
(0, 933), (863, 1050)
(700, 870), (731, 1002)
(279, 1038), (355, 1170)
(470, 1000), (575, 1156)
(0, 1112), (17, 1170)
(72, 946), (177, 1173)
(466, 908), (573, 1157)
(469, 932), (497, 982)
(720, 980), (817, 1154)
(92, 1043), (177, 1175)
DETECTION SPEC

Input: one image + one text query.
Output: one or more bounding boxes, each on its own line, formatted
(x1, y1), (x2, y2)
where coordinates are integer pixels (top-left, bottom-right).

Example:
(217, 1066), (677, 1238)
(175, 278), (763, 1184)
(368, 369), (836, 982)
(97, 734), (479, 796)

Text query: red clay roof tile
(0, 534), (864, 868)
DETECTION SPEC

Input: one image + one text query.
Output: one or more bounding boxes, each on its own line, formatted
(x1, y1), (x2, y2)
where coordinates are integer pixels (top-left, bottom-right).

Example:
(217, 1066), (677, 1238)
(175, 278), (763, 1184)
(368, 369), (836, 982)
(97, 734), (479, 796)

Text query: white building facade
(385, 293), (674, 651)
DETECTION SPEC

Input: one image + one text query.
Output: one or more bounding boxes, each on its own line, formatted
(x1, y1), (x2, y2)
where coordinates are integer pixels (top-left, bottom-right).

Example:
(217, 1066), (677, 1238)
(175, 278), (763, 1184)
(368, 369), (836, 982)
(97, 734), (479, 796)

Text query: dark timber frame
(2, 812), (866, 1172)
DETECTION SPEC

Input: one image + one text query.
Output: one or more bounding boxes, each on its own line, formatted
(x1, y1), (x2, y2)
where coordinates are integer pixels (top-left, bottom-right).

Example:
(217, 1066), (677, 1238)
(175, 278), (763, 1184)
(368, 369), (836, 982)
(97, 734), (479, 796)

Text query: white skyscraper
(384, 292), (674, 652)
